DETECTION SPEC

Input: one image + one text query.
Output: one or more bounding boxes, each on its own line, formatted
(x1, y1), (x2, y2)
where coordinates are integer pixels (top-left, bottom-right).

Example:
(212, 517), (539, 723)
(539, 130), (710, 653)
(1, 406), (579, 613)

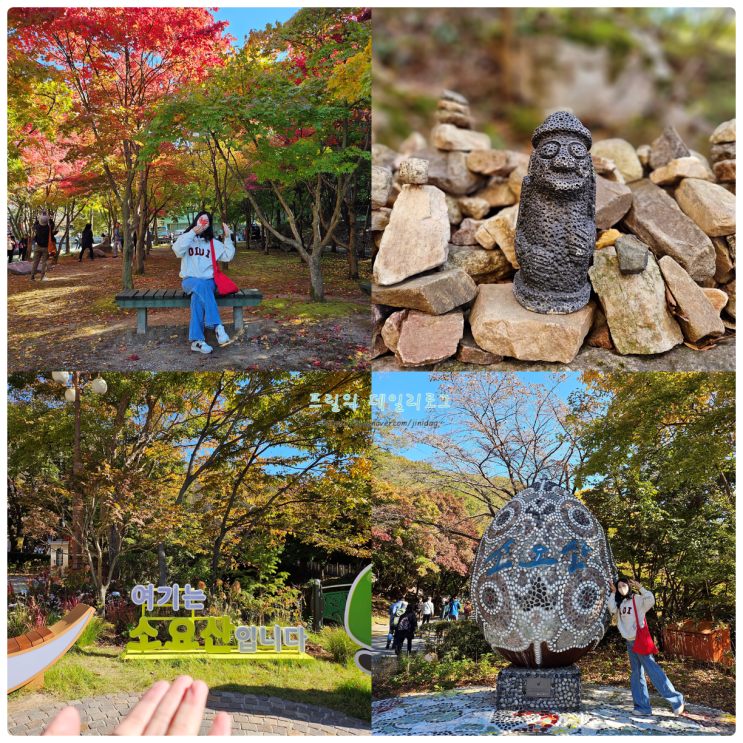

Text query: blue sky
(213, 7), (301, 47)
(372, 372), (586, 462)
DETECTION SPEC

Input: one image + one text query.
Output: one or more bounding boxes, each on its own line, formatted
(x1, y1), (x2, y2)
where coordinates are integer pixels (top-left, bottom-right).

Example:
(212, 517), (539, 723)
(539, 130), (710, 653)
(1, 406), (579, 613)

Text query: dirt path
(8, 246), (371, 371)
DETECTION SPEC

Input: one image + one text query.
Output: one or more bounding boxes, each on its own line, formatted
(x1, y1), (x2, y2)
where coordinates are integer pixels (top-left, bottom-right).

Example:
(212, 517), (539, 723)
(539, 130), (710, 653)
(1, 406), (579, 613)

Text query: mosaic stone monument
(513, 112), (596, 314)
(470, 480), (617, 712)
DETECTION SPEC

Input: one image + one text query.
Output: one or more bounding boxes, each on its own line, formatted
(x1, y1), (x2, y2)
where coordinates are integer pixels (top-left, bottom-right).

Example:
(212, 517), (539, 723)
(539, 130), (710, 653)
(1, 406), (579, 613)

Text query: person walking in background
(18, 235), (28, 262)
(8, 233), (16, 263)
(393, 604), (418, 656)
(441, 599), (450, 621)
(464, 601), (472, 621)
(113, 221), (122, 257)
(386, 596), (404, 650)
(78, 223), (95, 261)
(608, 576), (684, 716)
(30, 211), (54, 281)
(421, 596), (434, 626)
(449, 597), (462, 621)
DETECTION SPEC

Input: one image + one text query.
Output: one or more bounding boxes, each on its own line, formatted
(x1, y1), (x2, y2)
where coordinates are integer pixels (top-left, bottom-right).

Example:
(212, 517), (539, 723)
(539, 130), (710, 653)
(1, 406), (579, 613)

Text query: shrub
(320, 626), (357, 664)
(425, 620), (493, 661)
(76, 616), (107, 648)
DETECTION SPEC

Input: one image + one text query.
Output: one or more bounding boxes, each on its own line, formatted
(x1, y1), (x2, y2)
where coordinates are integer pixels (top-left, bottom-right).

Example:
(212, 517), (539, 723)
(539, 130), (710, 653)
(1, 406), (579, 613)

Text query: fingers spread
(113, 679), (171, 736)
(42, 706), (81, 736)
(166, 678), (210, 736)
(141, 675), (195, 736)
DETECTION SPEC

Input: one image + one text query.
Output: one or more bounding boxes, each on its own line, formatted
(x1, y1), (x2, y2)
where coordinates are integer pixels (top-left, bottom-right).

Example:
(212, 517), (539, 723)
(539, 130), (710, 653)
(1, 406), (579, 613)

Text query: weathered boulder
(649, 125), (691, 170)
(381, 309), (408, 352)
(721, 279), (736, 318)
(588, 247), (683, 355)
(431, 124), (491, 152)
(398, 158), (429, 185)
(714, 160), (736, 183)
(395, 310), (464, 367)
(674, 178), (736, 237)
(614, 234), (649, 274)
(622, 179), (715, 281)
(458, 196), (491, 220)
(373, 354), (435, 372)
(451, 218), (486, 245)
(372, 144), (399, 170)
(445, 194), (463, 225)
(371, 208), (391, 232)
(435, 99), (474, 128)
(712, 236), (735, 284)
(399, 132), (427, 156)
(456, 328), (504, 365)
(371, 269), (477, 315)
(710, 142), (736, 164)
(372, 166), (394, 209)
(649, 156), (714, 185)
(373, 184), (450, 285)
(508, 165), (528, 200)
(475, 204), (520, 268)
(702, 287), (729, 314)
(636, 144), (651, 167)
(591, 138), (643, 183)
(372, 304), (395, 359)
(469, 284), (594, 364)
(710, 119), (736, 144)
(595, 175), (633, 229)
(658, 256), (725, 342)
(473, 178), (517, 207)
(465, 149), (529, 176)
(443, 245), (514, 283)
(591, 154), (625, 183)
(413, 148), (486, 196)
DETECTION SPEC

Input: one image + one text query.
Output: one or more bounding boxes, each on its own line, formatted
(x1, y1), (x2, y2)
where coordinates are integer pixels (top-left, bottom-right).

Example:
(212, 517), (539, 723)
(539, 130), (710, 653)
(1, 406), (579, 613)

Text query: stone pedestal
(495, 665), (581, 713)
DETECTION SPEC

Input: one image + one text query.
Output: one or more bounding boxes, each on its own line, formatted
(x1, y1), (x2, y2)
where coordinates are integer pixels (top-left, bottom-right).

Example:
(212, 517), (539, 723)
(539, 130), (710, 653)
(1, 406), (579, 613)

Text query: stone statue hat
(532, 111), (592, 149)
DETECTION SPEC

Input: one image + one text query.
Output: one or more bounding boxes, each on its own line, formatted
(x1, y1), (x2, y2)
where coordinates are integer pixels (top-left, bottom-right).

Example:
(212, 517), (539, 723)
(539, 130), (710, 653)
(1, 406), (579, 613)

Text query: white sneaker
(215, 325), (231, 346)
(191, 340), (213, 354)
(674, 704), (685, 716)
(39, 276), (48, 281)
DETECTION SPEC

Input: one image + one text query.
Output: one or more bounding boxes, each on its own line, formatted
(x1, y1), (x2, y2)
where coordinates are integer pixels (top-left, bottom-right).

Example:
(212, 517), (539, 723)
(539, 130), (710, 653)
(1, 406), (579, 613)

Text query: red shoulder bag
(631, 594), (658, 655)
(209, 238), (238, 296)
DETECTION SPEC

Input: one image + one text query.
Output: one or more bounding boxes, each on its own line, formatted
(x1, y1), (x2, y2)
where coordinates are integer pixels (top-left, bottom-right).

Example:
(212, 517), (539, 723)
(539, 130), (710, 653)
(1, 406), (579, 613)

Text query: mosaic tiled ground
(372, 683), (735, 735)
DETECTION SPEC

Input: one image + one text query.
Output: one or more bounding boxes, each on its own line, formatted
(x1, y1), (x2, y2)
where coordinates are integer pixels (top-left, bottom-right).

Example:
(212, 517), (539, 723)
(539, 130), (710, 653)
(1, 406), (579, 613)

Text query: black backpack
(397, 615), (411, 633)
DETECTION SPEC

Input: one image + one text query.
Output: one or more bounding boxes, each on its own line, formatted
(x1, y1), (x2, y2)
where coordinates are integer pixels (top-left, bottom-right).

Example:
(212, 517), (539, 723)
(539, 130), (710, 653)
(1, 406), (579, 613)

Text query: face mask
(618, 585), (629, 596)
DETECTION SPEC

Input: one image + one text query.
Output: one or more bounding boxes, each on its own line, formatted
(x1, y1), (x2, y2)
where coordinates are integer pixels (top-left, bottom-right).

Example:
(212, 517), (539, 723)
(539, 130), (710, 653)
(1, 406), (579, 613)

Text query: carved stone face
(529, 133), (592, 192)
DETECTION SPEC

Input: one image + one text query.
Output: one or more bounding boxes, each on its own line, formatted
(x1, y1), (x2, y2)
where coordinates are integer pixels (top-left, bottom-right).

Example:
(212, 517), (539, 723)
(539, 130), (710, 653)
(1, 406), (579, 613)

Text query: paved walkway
(9, 690), (371, 736)
(372, 684), (735, 735)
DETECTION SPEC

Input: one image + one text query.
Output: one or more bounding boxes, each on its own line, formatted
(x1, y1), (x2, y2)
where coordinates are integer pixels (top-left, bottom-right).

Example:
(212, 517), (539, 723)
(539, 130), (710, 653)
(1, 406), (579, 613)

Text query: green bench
(115, 288), (263, 334)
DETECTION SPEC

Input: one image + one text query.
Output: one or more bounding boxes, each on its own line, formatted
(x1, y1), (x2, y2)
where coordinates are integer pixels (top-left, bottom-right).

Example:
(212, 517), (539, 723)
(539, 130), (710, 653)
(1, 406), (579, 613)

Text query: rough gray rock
(595, 176), (633, 230)
(649, 125), (691, 170)
(413, 147), (486, 196)
(614, 234), (650, 274)
(397, 158), (429, 185)
(622, 179), (715, 282)
(371, 269), (477, 315)
(372, 166), (394, 209)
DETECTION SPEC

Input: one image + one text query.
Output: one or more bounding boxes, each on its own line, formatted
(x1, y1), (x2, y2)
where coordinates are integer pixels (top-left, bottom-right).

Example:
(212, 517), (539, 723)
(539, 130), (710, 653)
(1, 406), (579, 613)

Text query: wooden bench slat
(16, 635), (32, 651)
(164, 289), (176, 299)
(7, 637), (21, 654)
(37, 627), (55, 640)
(173, 290), (186, 300)
(26, 630), (45, 647)
(116, 289), (139, 300)
(142, 289), (158, 299)
(154, 289), (167, 299)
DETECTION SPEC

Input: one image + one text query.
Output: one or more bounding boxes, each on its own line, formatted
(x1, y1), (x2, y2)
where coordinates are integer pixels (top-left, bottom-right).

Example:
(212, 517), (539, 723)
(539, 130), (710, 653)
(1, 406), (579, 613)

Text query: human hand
(192, 224), (206, 236)
(629, 579), (642, 590)
(608, 582), (616, 593)
(42, 676), (231, 736)
(222, 222), (231, 238)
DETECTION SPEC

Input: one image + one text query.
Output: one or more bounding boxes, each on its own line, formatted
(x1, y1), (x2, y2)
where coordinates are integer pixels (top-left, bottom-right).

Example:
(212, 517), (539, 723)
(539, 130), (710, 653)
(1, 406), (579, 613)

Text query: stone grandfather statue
(513, 112), (596, 315)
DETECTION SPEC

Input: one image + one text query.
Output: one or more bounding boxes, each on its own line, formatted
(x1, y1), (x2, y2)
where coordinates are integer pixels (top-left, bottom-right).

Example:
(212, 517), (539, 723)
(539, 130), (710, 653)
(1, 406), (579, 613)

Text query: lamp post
(52, 372), (107, 571)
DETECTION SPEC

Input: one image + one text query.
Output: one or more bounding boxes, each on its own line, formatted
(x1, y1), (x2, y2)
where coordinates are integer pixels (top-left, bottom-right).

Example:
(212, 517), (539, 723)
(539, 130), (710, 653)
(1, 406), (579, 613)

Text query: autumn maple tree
(9, 7), (233, 288)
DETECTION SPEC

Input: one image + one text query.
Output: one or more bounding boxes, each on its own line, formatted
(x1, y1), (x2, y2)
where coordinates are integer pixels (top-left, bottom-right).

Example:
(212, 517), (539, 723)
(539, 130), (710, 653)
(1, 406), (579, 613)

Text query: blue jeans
(627, 640), (684, 714)
(182, 278), (222, 341)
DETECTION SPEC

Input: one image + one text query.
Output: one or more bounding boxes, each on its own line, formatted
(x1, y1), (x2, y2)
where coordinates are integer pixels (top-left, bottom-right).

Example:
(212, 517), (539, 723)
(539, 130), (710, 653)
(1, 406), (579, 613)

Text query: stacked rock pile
(371, 94), (735, 369)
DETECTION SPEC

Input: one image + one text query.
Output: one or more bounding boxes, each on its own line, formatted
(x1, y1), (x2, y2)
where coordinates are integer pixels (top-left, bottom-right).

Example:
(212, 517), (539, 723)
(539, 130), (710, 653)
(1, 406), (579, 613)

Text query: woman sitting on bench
(172, 211), (235, 354)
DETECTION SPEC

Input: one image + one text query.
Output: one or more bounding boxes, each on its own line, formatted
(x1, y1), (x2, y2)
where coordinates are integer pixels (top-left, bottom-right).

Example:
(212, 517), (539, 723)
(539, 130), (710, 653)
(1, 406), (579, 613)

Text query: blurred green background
(372, 7), (735, 157)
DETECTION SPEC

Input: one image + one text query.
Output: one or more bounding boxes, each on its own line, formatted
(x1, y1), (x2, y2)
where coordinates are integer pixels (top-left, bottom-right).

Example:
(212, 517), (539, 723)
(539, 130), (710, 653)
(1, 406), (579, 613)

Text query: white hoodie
(172, 229), (235, 280)
(608, 586), (655, 641)
(422, 600), (434, 616)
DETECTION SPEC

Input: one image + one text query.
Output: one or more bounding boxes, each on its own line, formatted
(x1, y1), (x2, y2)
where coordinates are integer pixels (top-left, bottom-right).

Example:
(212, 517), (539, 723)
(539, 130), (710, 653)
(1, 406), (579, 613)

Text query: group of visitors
(385, 594), (473, 656)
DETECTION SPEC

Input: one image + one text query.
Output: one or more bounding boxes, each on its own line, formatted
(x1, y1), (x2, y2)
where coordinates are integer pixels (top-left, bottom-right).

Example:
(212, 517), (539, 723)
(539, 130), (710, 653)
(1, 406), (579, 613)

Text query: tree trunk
(158, 541), (167, 586)
(121, 174), (135, 290)
(135, 168), (147, 275)
(345, 177), (358, 279)
(308, 253), (325, 302)
(245, 201), (252, 251)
